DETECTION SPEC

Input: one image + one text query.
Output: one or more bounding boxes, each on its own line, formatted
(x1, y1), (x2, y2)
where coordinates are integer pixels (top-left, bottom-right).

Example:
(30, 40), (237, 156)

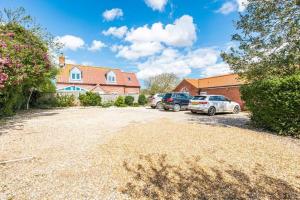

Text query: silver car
(188, 95), (240, 116)
(149, 93), (165, 109)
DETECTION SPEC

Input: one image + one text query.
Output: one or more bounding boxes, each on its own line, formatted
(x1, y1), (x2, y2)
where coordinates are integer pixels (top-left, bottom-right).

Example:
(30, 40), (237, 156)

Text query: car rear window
(158, 94), (165, 97)
(192, 96), (207, 100)
(163, 93), (172, 98)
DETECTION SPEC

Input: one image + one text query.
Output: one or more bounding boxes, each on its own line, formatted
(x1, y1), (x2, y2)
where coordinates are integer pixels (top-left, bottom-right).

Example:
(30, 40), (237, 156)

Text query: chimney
(59, 53), (65, 67)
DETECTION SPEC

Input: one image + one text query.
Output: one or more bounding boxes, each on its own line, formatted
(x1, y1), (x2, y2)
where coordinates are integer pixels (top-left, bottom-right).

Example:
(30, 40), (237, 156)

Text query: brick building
(55, 54), (140, 94)
(174, 74), (245, 108)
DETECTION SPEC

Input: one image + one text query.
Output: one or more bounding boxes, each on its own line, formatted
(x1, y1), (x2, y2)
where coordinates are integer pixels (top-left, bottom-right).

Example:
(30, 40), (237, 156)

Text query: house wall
(174, 80), (199, 96)
(200, 86), (245, 109)
(56, 83), (140, 95)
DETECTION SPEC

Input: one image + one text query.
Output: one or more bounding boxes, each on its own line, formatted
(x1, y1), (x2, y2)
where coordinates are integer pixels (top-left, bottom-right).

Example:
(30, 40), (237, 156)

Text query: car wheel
(173, 104), (181, 112)
(151, 105), (156, 109)
(208, 107), (216, 116)
(164, 107), (169, 111)
(156, 102), (163, 110)
(191, 110), (197, 114)
(233, 105), (240, 114)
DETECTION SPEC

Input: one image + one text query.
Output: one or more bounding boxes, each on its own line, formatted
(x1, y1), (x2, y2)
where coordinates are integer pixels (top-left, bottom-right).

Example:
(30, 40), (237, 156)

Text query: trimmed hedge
(79, 92), (101, 106)
(241, 74), (300, 137)
(114, 96), (126, 107)
(138, 94), (147, 105)
(125, 96), (134, 106)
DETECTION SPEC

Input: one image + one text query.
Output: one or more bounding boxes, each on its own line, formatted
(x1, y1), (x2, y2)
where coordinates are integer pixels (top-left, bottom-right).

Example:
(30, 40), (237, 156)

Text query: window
(193, 96), (207, 100)
(107, 71), (117, 83)
(70, 67), (81, 81)
(128, 77), (131, 81)
(58, 86), (86, 91)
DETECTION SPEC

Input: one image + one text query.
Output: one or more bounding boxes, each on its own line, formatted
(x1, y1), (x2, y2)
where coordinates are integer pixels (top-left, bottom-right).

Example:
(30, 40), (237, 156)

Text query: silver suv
(188, 95), (240, 116)
(149, 93), (165, 109)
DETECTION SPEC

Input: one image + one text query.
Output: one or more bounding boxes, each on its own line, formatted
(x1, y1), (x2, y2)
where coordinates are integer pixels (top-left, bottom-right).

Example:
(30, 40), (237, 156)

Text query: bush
(33, 93), (57, 109)
(79, 92), (101, 106)
(138, 94), (147, 105)
(241, 74), (300, 138)
(114, 96), (126, 107)
(125, 96), (135, 106)
(102, 101), (114, 108)
(56, 94), (75, 107)
(133, 103), (139, 107)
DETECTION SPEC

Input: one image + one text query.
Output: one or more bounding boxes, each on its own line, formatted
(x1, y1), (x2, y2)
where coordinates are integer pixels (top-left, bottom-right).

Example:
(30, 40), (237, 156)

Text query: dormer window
(107, 71), (117, 83)
(70, 67), (81, 81)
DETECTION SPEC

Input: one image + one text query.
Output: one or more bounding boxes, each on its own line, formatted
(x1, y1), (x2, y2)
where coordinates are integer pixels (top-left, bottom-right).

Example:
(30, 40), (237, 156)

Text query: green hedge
(124, 96), (134, 106)
(241, 74), (300, 137)
(114, 96), (126, 107)
(56, 94), (75, 107)
(79, 92), (101, 106)
(138, 94), (147, 105)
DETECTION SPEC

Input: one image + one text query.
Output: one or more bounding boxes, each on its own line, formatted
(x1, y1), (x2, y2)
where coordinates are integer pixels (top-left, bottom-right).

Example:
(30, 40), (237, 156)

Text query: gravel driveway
(0, 107), (299, 199)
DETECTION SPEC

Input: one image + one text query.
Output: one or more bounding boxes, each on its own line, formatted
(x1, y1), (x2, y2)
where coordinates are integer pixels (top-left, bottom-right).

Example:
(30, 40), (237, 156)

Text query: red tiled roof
(184, 74), (244, 89)
(56, 64), (140, 87)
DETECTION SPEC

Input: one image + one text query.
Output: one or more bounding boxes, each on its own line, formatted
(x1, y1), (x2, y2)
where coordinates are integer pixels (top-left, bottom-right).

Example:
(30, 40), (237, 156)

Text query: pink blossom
(6, 32), (15, 38)
(0, 72), (8, 82)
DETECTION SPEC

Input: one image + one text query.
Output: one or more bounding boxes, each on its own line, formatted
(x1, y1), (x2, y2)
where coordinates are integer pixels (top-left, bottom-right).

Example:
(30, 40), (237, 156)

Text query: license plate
(191, 102), (199, 105)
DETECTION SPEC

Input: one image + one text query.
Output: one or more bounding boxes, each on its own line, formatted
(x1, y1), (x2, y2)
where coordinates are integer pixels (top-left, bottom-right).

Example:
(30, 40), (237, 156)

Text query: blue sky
(0, 0), (248, 80)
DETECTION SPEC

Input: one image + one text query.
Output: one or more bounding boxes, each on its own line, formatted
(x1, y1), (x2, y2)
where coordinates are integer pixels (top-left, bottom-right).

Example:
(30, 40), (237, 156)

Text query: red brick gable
(56, 64), (140, 87)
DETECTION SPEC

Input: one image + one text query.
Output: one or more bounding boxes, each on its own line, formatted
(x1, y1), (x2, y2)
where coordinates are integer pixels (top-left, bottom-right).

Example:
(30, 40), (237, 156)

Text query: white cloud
(217, 0), (248, 14)
(126, 15), (196, 47)
(144, 0), (168, 12)
(236, 0), (248, 12)
(102, 26), (128, 38)
(217, 2), (236, 15)
(115, 42), (163, 60)
(65, 58), (77, 64)
(136, 47), (231, 79)
(102, 8), (123, 21)
(88, 40), (106, 51)
(55, 35), (85, 51)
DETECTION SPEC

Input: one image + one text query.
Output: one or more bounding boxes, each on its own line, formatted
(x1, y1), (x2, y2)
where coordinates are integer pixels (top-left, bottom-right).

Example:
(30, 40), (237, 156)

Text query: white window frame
(107, 71), (117, 84)
(70, 67), (82, 82)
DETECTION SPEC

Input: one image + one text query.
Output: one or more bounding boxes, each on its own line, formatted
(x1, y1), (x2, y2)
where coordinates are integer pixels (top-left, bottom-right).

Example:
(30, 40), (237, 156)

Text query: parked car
(149, 93), (165, 109)
(162, 92), (193, 112)
(188, 95), (240, 116)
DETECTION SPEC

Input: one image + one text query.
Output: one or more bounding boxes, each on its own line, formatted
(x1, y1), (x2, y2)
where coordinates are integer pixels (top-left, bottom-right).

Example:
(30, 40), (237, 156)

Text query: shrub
(132, 103), (139, 107)
(102, 101), (114, 108)
(241, 74), (300, 138)
(33, 93), (57, 109)
(56, 94), (75, 107)
(138, 94), (147, 105)
(125, 96), (135, 106)
(79, 92), (101, 106)
(114, 96), (126, 107)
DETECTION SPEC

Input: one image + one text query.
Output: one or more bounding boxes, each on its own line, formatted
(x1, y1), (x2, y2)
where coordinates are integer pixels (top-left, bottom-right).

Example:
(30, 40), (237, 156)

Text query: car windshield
(192, 96), (207, 100)
(163, 93), (172, 99)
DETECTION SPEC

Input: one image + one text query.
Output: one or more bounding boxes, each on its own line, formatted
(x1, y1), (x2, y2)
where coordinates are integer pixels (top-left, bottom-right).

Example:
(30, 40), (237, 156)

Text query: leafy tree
(0, 7), (58, 116)
(221, 0), (300, 82)
(144, 73), (180, 95)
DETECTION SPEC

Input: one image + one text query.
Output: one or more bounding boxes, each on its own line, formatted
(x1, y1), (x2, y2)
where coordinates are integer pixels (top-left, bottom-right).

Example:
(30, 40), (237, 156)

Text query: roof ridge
(197, 73), (236, 80)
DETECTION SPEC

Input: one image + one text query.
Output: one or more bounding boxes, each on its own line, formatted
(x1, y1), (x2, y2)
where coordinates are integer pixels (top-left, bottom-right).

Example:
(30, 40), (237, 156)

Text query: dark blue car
(162, 92), (193, 112)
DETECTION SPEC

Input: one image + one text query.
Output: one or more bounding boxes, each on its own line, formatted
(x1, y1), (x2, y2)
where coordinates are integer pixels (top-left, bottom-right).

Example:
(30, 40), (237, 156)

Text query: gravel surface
(0, 107), (299, 199)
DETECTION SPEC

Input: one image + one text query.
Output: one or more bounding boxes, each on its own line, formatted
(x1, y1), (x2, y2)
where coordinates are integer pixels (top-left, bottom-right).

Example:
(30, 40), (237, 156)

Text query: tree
(144, 73), (180, 95)
(0, 8), (58, 116)
(221, 0), (300, 82)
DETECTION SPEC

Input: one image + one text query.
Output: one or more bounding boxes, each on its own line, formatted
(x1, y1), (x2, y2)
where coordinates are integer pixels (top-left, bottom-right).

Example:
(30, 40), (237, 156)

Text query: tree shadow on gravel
(0, 109), (59, 135)
(121, 154), (300, 200)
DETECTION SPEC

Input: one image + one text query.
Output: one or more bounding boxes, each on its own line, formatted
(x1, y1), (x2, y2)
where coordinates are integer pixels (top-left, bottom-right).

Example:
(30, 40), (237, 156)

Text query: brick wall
(174, 80), (199, 96)
(200, 86), (245, 109)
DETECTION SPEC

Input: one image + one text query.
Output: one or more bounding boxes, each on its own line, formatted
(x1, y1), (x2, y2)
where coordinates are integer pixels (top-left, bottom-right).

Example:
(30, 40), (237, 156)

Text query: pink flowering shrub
(0, 22), (57, 116)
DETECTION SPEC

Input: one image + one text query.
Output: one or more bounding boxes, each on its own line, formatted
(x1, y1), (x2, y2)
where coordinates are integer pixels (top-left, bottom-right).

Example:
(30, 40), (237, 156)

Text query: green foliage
(0, 8), (58, 117)
(221, 0), (300, 82)
(124, 96), (134, 106)
(102, 101), (114, 108)
(138, 94), (147, 106)
(132, 103), (140, 107)
(33, 93), (57, 109)
(144, 73), (180, 95)
(114, 96), (126, 107)
(56, 94), (75, 107)
(241, 74), (300, 137)
(79, 92), (101, 106)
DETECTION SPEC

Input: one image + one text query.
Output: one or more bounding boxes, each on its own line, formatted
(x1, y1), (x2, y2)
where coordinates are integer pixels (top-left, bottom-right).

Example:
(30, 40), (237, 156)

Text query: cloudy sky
(0, 0), (248, 80)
